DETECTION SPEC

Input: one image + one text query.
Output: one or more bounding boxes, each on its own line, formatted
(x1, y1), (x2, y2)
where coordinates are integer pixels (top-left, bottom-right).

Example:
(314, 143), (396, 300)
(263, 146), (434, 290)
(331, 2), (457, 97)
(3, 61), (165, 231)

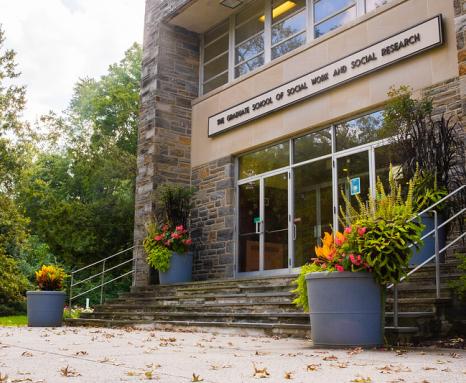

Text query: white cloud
(0, 0), (145, 122)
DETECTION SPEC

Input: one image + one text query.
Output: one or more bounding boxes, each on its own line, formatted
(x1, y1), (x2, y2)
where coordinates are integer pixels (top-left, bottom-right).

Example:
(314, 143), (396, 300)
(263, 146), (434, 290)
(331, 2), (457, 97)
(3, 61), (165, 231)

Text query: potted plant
(144, 223), (193, 284)
(382, 86), (466, 265)
(27, 265), (68, 327)
(293, 168), (424, 347)
(144, 184), (195, 284)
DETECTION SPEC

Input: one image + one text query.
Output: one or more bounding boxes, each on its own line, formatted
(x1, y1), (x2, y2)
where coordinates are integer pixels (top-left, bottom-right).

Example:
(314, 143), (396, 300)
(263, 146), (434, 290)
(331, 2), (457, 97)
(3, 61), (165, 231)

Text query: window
(202, 20), (229, 93)
(235, 0), (265, 78)
(201, 0), (392, 94)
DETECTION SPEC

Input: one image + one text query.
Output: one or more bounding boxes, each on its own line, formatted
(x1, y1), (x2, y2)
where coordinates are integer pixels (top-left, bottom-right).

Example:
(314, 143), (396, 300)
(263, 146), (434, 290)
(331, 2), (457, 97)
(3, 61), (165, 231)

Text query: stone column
(133, 0), (199, 286)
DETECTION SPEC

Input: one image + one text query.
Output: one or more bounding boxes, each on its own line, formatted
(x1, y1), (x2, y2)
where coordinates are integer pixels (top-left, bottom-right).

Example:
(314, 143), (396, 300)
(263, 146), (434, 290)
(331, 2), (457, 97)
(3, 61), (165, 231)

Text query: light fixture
(259, 1), (296, 22)
(220, 0), (243, 9)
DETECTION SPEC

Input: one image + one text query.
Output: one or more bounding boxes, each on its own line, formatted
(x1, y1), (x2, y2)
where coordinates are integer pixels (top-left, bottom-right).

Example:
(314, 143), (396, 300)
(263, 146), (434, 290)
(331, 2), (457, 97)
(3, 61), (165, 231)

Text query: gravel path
(0, 326), (465, 382)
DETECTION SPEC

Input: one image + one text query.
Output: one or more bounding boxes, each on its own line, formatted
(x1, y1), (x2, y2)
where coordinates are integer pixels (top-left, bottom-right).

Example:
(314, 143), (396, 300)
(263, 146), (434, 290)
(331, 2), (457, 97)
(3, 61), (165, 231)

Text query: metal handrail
(388, 184), (466, 328)
(69, 245), (141, 309)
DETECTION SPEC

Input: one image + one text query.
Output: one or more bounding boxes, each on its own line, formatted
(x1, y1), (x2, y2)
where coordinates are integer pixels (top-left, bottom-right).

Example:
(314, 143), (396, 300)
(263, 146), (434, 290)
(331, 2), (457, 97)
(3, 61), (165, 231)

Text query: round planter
(305, 271), (383, 347)
(159, 252), (193, 284)
(26, 291), (66, 327)
(409, 213), (446, 267)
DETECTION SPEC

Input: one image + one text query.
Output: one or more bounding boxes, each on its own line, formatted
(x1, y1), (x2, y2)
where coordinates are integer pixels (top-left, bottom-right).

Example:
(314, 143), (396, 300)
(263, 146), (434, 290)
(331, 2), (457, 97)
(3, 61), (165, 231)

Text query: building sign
(208, 15), (443, 137)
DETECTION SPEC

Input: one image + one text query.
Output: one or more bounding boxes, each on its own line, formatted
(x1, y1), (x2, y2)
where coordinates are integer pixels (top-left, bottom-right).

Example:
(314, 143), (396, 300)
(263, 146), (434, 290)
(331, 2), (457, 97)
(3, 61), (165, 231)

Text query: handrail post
(432, 210), (440, 299)
(69, 272), (74, 314)
(100, 260), (106, 305)
(393, 284), (398, 328)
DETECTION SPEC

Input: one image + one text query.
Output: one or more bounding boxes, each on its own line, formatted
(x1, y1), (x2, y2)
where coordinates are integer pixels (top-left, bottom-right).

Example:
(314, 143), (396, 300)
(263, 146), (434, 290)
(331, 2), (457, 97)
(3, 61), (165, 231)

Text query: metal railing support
(393, 284), (398, 328)
(69, 273), (74, 314)
(100, 260), (106, 305)
(431, 210), (440, 299)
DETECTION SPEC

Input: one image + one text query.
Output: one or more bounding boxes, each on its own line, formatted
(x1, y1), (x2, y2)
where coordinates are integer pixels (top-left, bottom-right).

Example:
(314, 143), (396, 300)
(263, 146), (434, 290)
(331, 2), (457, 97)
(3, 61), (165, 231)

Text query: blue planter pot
(27, 291), (66, 327)
(409, 214), (446, 267)
(159, 252), (193, 284)
(305, 271), (383, 347)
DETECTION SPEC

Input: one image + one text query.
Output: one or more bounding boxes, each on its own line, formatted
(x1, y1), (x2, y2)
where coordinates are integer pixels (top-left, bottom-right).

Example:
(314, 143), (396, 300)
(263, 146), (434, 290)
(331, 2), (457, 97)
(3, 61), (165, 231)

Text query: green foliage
(291, 263), (321, 312)
(0, 251), (30, 315)
(412, 171), (448, 212)
(340, 167), (424, 285)
(144, 224), (172, 272)
(154, 184), (195, 229)
(449, 253), (466, 299)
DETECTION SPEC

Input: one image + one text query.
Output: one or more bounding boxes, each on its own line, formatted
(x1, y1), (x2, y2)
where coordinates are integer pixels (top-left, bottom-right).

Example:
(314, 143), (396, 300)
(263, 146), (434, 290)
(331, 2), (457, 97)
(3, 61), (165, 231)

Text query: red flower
(349, 254), (362, 266)
(154, 234), (163, 241)
(184, 238), (192, 245)
(162, 224), (169, 232)
(344, 226), (352, 234)
(357, 227), (367, 236)
(171, 232), (180, 239)
(176, 225), (184, 232)
(335, 264), (344, 272)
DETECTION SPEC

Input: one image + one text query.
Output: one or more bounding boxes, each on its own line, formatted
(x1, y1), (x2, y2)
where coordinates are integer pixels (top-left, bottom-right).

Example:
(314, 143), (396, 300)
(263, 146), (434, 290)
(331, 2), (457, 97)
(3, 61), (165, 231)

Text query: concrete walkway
(0, 326), (465, 383)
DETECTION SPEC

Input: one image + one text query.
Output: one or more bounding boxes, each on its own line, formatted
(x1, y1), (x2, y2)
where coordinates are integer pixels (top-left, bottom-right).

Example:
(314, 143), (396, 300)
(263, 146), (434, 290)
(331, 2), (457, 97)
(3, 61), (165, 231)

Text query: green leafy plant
(291, 263), (321, 312)
(143, 223), (192, 271)
(0, 251), (30, 315)
(449, 253), (466, 299)
(412, 171), (448, 212)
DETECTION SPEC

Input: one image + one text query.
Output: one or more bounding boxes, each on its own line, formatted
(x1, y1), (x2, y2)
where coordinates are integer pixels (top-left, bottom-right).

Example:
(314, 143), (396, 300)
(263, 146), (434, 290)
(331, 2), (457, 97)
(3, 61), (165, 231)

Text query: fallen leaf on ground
(449, 352), (461, 359)
(323, 355), (338, 361)
(11, 379), (33, 382)
(306, 363), (320, 372)
(395, 349), (408, 356)
(21, 351), (33, 357)
(284, 371), (293, 379)
(351, 376), (372, 382)
(334, 362), (348, 368)
(192, 373), (203, 382)
(253, 365), (270, 379)
(423, 367), (437, 371)
(74, 351), (88, 356)
(0, 373), (8, 383)
(347, 347), (363, 356)
(144, 371), (153, 379)
(209, 364), (231, 370)
(60, 365), (81, 377)
(126, 371), (136, 376)
(441, 367), (451, 372)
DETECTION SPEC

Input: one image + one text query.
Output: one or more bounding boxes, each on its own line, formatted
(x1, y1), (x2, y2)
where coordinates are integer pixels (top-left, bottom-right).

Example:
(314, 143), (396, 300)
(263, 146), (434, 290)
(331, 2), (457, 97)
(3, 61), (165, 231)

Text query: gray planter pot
(159, 252), (193, 284)
(27, 291), (66, 327)
(305, 271), (383, 347)
(409, 213), (446, 266)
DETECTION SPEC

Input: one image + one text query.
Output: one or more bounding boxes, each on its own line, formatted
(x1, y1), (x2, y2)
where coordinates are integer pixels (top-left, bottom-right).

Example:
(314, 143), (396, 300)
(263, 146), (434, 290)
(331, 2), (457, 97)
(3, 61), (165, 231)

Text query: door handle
(293, 224), (297, 241)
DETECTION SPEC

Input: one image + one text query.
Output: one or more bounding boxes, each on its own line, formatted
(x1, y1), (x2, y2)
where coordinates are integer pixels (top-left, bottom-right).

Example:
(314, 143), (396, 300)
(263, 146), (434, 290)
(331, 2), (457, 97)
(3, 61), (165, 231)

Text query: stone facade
(133, 0), (198, 286)
(190, 156), (236, 280)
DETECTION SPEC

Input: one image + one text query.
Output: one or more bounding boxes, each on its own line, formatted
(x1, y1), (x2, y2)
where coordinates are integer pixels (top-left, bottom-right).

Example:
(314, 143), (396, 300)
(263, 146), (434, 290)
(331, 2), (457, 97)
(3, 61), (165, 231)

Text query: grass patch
(0, 315), (27, 326)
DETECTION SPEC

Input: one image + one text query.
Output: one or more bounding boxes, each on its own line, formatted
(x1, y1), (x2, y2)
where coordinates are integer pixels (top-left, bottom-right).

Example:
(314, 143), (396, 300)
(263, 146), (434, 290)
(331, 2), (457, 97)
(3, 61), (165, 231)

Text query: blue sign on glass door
(350, 177), (361, 196)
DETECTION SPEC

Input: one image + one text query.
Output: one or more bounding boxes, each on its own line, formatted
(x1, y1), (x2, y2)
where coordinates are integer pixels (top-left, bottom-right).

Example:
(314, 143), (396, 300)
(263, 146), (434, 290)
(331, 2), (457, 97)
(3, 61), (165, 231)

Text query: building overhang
(166, 0), (252, 33)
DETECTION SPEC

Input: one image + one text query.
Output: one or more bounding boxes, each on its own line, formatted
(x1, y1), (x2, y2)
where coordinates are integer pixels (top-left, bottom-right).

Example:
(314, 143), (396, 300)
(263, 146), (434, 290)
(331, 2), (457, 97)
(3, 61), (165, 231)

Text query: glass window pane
(235, 34), (264, 64)
(314, 0), (354, 23)
(236, 16), (264, 44)
(294, 127), (332, 163)
(236, 0), (265, 26)
(365, 0), (389, 13)
(315, 6), (356, 38)
(293, 158), (333, 267)
(204, 34), (228, 62)
(272, 0), (306, 24)
(272, 10), (306, 45)
(235, 54), (264, 77)
(335, 111), (389, 151)
(204, 53), (228, 81)
(204, 20), (229, 45)
(272, 31), (306, 59)
(238, 181), (260, 272)
(238, 141), (290, 179)
(203, 72), (228, 94)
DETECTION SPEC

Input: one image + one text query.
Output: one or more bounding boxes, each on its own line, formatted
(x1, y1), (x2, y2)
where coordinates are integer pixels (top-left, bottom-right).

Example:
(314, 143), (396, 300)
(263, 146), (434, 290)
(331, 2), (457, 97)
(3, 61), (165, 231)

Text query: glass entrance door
(238, 171), (290, 273)
(263, 172), (289, 270)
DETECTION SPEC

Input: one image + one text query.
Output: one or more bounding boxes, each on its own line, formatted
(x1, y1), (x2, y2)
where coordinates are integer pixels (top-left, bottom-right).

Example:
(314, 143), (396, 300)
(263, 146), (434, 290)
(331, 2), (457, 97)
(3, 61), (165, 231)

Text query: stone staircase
(66, 253), (465, 342)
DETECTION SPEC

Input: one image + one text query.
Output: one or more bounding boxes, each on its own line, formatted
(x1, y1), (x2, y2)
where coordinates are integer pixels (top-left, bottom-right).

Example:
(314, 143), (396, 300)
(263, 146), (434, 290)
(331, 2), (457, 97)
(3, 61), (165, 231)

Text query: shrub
(450, 253), (466, 299)
(153, 184), (195, 229)
(0, 251), (30, 315)
(35, 265), (67, 291)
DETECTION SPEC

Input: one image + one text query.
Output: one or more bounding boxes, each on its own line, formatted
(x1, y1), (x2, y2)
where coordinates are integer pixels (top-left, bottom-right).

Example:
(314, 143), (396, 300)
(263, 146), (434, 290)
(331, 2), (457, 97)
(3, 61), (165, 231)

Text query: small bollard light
(85, 298), (90, 310)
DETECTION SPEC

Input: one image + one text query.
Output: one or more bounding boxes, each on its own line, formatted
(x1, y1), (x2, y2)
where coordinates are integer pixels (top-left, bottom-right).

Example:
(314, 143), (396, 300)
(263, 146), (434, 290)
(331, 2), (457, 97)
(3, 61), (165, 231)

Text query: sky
(0, 0), (146, 122)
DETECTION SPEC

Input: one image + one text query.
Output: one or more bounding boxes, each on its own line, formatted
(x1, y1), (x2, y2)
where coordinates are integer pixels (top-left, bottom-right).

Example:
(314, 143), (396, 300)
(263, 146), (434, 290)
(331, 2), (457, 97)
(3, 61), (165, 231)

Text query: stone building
(133, 0), (466, 287)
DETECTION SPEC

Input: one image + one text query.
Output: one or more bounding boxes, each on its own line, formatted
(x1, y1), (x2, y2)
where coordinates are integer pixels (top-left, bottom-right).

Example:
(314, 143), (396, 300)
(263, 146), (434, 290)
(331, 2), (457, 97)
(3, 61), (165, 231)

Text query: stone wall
(190, 156), (236, 280)
(133, 0), (199, 286)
